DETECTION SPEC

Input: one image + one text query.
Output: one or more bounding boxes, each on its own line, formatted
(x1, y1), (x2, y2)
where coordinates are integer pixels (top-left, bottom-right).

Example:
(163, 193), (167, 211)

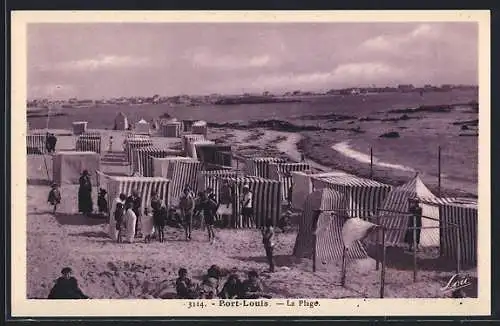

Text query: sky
(27, 22), (478, 99)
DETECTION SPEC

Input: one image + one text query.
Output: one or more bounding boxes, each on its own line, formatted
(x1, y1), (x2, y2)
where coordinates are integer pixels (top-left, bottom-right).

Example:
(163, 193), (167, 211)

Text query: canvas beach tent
(26, 133), (47, 155)
(114, 112), (129, 130)
(439, 199), (478, 266)
(72, 121), (88, 135)
(374, 174), (455, 247)
(130, 146), (184, 177)
(311, 173), (392, 219)
(152, 156), (195, 177)
(53, 151), (100, 185)
(182, 134), (205, 153)
(268, 162), (311, 202)
(166, 160), (203, 207)
(134, 119), (151, 135)
(192, 120), (208, 136)
(293, 188), (369, 263)
(245, 157), (287, 179)
(75, 133), (102, 154)
(96, 172), (170, 241)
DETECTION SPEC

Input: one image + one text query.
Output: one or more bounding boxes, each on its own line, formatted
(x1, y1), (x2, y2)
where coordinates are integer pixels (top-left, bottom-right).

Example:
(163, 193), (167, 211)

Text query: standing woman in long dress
(124, 199), (137, 243)
(78, 170), (93, 216)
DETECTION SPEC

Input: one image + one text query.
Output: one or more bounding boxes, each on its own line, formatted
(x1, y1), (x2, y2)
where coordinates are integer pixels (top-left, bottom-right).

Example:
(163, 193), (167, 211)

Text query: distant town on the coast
(27, 83), (478, 109)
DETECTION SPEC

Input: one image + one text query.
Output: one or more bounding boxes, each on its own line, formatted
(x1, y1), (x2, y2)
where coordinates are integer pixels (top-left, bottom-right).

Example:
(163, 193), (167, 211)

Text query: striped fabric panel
(160, 123), (181, 138)
(439, 203), (478, 266)
(192, 123), (208, 136)
(315, 212), (368, 261)
(195, 145), (232, 165)
(26, 134), (46, 155)
(168, 160), (203, 207)
(151, 156), (194, 177)
(196, 170), (241, 216)
(293, 188), (347, 258)
(182, 134), (205, 152)
(126, 133), (151, 140)
(268, 163), (311, 201)
(244, 157), (287, 178)
(124, 139), (154, 163)
(79, 131), (101, 139)
(376, 176), (441, 246)
(214, 151), (233, 167)
(76, 138), (102, 153)
(97, 171), (171, 214)
(131, 146), (184, 176)
(312, 175), (392, 219)
(220, 176), (282, 228)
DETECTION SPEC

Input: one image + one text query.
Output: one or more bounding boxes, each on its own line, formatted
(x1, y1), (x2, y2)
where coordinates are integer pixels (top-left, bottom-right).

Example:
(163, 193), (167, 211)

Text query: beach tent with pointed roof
(134, 119), (151, 135)
(293, 188), (369, 262)
(375, 174), (454, 247)
(114, 112), (129, 130)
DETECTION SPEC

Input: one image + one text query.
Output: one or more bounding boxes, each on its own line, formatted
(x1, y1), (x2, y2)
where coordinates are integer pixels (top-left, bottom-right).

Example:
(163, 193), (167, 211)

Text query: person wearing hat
(127, 189), (142, 238)
(404, 197), (423, 252)
(240, 184), (253, 228)
(97, 188), (109, 218)
(179, 187), (195, 241)
(47, 183), (62, 214)
(78, 170), (93, 216)
(47, 267), (89, 299)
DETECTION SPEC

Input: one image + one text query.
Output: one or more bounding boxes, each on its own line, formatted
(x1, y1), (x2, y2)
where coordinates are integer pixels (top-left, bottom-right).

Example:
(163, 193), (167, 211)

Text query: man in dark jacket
(128, 189), (142, 237)
(48, 267), (89, 299)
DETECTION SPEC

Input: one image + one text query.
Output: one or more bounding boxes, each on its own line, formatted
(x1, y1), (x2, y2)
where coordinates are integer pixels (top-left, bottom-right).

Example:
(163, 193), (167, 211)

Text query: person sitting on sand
(179, 187), (195, 241)
(123, 199), (137, 243)
(48, 267), (89, 299)
(97, 188), (109, 218)
(175, 268), (197, 299)
(199, 265), (221, 299)
(242, 270), (271, 299)
(47, 183), (61, 214)
(219, 272), (243, 299)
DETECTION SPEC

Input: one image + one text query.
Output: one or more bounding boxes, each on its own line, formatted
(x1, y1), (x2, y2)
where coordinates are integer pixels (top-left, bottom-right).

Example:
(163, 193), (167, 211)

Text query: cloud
(36, 55), (151, 72)
(188, 50), (272, 69)
(361, 24), (440, 52)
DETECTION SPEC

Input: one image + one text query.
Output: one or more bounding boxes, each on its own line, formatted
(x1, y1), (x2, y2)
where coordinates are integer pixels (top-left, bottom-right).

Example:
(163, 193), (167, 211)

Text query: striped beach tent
(72, 121), (88, 135)
(125, 133), (150, 140)
(131, 146), (185, 177)
(245, 157), (287, 179)
(196, 169), (242, 207)
(439, 200), (478, 266)
(293, 188), (367, 261)
(182, 134), (205, 152)
(268, 162), (311, 202)
(167, 160), (203, 207)
(75, 134), (102, 153)
(311, 174), (392, 219)
(192, 120), (208, 136)
(79, 131), (101, 138)
(376, 174), (452, 247)
(96, 172), (170, 240)
(195, 144), (232, 166)
(160, 122), (182, 138)
(26, 133), (46, 155)
(187, 140), (215, 160)
(219, 176), (282, 228)
(152, 156), (194, 177)
(123, 138), (154, 163)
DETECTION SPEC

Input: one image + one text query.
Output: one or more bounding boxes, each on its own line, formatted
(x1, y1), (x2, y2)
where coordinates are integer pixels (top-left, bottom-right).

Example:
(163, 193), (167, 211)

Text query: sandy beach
(26, 127), (477, 299)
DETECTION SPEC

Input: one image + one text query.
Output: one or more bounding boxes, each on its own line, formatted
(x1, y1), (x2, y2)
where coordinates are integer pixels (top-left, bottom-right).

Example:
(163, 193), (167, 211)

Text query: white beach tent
(52, 151), (100, 185)
(134, 119), (151, 135)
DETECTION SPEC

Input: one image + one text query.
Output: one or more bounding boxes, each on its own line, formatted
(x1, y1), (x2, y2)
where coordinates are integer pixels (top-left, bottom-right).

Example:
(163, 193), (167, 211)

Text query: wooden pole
(375, 214), (380, 271)
(370, 147), (373, 179)
(413, 215), (418, 282)
(313, 235), (317, 273)
(380, 227), (386, 298)
(456, 225), (461, 274)
(438, 146), (441, 197)
(341, 246), (347, 287)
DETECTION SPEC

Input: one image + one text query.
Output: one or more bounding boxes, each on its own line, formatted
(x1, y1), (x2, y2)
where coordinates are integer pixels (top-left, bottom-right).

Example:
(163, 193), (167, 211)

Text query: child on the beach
(47, 183), (61, 214)
(108, 136), (114, 152)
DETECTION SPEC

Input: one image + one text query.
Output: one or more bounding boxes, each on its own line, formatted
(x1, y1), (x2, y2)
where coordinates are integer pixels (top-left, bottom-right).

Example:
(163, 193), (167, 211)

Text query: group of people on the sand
(45, 132), (58, 154)
(176, 265), (272, 299)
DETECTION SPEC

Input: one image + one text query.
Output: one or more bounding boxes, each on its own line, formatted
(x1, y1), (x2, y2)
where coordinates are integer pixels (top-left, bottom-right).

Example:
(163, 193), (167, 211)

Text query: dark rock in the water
(461, 125), (469, 130)
(452, 119), (478, 126)
(459, 133), (479, 137)
(358, 116), (379, 122)
(347, 121), (355, 125)
(379, 131), (400, 138)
